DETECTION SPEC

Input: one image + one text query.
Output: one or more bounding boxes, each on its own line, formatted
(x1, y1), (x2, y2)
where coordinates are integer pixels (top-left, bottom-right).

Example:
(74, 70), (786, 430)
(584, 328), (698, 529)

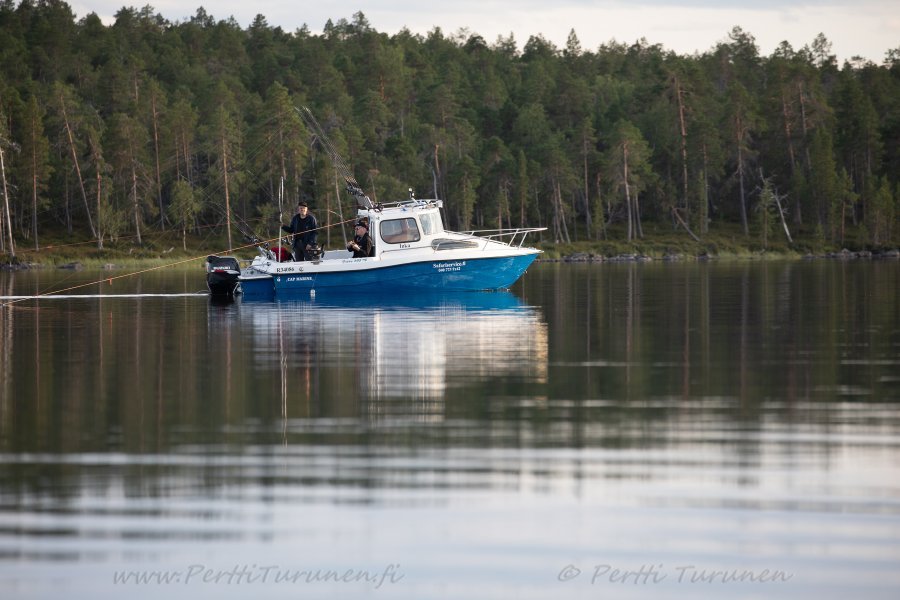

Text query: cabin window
(380, 218), (421, 244)
(420, 212), (444, 235)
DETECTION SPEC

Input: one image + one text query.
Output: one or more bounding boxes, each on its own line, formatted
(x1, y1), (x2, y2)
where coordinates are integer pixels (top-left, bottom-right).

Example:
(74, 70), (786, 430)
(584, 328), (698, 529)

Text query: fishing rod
(278, 175), (284, 224)
(211, 197), (356, 261)
(297, 106), (375, 210)
(208, 203), (282, 260)
(0, 214), (362, 309)
(207, 107), (372, 255)
(320, 209), (350, 246)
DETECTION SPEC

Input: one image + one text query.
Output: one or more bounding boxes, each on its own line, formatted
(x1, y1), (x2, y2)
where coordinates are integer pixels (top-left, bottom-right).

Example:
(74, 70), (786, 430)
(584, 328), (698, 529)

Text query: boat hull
(242, 253), (538, 297)
(276, 254), (537, 293)
(238, 271), (275, 299)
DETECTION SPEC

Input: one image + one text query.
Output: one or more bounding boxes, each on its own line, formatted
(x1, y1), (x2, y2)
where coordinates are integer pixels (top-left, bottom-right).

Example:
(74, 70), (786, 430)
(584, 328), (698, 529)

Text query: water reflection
(1, 263), (899, 600)
(232, 291), (548, 414)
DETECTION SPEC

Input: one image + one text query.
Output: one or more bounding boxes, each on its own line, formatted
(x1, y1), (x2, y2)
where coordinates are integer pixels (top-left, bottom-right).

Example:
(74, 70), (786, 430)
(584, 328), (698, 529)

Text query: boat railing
(373, 198), (442, 211)
(457, 227), (546, 248)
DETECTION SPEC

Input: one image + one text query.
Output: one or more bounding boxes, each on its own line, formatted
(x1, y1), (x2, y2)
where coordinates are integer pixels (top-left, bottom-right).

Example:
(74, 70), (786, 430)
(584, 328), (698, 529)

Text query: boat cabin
(322, 199), (447, 261)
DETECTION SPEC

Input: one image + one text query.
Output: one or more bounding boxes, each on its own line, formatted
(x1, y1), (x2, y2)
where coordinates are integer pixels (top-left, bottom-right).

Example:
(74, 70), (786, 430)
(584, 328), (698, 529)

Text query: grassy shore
(3, 228), (239, 270)
(2, 221), (897, 269)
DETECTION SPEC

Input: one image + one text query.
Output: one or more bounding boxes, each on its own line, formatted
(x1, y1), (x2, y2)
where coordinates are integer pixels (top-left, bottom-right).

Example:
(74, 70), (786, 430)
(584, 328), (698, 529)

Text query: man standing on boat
(347, 217), (374, 258)
(282, 201), (318, 261)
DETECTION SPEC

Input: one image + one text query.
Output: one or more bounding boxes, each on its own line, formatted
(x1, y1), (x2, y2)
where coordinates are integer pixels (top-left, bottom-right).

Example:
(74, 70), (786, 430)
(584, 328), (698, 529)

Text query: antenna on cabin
(297, 106), (374, 209)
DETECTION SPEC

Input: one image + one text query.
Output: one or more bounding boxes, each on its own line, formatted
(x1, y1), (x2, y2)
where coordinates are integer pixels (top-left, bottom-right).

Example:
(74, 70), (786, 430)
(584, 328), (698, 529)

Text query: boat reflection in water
(227, 290), (548, 420)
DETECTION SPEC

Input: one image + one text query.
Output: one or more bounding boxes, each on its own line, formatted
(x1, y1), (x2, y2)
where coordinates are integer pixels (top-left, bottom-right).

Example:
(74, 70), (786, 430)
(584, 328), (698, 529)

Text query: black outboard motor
(205, 255), (241, 296)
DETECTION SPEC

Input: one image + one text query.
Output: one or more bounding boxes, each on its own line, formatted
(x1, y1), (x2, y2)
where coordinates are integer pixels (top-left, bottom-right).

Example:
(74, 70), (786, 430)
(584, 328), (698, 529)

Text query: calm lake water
(1, 260), (899, 599)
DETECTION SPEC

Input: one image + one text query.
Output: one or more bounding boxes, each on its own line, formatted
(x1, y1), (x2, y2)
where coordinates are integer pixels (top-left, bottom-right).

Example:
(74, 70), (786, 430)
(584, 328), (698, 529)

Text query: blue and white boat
(238, 197), (544, 298)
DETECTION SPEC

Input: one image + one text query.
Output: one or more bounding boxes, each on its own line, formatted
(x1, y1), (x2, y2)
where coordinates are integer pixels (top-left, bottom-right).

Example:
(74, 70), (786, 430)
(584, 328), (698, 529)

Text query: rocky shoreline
(0, 261), (121, 271)
(540, 248), (900, 263)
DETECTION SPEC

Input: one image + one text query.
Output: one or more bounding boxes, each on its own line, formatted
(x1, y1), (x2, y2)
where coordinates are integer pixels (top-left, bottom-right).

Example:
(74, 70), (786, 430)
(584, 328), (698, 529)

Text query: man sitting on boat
(347, 217), (375, 258)
(281, 201), (318, 261)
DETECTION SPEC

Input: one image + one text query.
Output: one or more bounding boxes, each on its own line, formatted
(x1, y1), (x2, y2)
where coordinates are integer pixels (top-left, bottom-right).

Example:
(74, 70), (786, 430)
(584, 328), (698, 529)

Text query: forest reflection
(0, 262), (897, 540)
(1, 262), (898, 459)
(523, 260), (898, 411)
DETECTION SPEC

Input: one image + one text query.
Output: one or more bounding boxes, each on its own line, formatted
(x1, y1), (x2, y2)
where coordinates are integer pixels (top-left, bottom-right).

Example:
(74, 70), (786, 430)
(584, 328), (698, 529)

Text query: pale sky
(70, 1), (899, 64)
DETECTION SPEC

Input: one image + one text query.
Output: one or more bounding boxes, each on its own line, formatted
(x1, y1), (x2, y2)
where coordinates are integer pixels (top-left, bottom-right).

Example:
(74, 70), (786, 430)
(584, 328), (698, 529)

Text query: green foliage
(0, 2), (897, 257)
(870, 176), (896, 245)
(16, 93), (52, 247)
(808, 127), (838, 228)
(604, 120), (653, 241)
(754, 178), (780, 249)
(169, 180), (201, 226)
(98, 195), (127, 243)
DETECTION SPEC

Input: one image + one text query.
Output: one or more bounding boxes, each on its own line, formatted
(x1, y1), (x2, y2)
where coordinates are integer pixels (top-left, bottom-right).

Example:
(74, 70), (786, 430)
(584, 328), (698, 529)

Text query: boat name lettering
(286, 276), (313, 282)
(433, 260), (466, 273)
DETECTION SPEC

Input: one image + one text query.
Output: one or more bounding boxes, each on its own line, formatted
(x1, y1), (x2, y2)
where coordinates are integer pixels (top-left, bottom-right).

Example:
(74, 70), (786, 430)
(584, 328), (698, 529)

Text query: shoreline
(539, 247), (900, 263)
(3, 247), (898, 272)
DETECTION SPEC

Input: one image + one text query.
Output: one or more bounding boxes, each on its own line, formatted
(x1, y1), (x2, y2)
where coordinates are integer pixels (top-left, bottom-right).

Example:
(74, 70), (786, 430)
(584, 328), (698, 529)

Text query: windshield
(380, 218), (421, 244)
(419, 211), (444, 235)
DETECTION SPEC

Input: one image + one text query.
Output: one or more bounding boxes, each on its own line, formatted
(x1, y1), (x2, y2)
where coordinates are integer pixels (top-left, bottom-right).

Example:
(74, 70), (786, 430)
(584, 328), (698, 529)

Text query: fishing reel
(346, 182), (374, 209)
(306, 244), (324, 261)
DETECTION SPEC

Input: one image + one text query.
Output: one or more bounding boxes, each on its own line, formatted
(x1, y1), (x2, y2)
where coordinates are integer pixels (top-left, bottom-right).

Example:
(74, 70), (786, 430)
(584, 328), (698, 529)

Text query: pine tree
(0, 104), (14, 260)
(250, 83), (308, 218)
(107, 112), (150, 245)
(727, 82), (760, 236)
(605, 120), (653, 241)
(203, 97), (244, 251)
(52, 82), (97, 240)
(808, 127), (838, 232)
(169, 179), (201, 250)
(18, 94), (52, 250)
(870, 176), (895, 246)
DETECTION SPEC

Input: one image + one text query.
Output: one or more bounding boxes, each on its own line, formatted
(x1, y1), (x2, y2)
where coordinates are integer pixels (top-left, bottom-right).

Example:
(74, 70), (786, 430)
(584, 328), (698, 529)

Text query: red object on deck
(272, 246), (292, 262)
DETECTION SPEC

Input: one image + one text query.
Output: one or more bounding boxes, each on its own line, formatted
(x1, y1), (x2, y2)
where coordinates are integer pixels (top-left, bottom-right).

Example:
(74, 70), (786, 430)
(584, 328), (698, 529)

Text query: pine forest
(1, 1), (898, 262)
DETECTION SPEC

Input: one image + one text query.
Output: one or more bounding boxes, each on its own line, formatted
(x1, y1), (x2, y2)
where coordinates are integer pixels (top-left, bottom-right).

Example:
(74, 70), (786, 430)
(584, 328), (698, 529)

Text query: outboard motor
(205, 255), (241, 296)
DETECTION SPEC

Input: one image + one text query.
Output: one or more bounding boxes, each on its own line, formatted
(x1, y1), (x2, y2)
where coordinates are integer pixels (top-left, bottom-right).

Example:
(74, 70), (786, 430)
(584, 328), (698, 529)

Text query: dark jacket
(347, 232), (374, 258)
(282, 213), (318, 251)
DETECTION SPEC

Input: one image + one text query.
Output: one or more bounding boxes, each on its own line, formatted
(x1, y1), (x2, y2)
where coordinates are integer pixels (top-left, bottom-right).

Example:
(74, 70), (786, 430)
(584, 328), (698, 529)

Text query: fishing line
(0, 216), (358, 309)
(0, 293), (207, 300)
(296, 106), (373, 209)
(2, 107), (364, 308)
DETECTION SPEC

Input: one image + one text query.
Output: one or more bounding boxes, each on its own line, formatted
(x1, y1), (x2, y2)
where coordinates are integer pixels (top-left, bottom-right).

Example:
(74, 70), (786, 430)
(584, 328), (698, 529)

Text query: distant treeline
(0, 2), (898, 257)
